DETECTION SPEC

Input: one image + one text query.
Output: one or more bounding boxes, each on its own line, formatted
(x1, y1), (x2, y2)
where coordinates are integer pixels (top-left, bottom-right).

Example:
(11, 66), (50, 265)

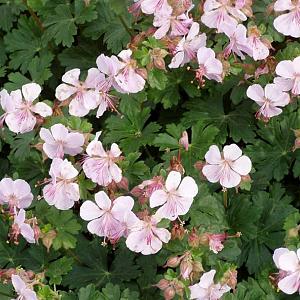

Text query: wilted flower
(195, 47), (223, 85)
(246, 83), (290, 121)
(126, 215), (171, 255)
(274, 56), (300, 95)
(39, 124), (85, 159)
(10, 209), (35, 244)
(0, 178), (33, 210)
(202, 144), (252, 188)
(273, 0), (300, 38)
(0, 83), (52, 134)
(150, 171), (198, 221)
(131, 176), (164, 204)
(43, 158), (80, 210)
(11, 274), (37, 300)
(169, 22), (207, 68)
(201, 0), (247, 32)
(189, 269), (231, 299)
(83, 132), (122, 187)
(207, 233), (227, 254)
(55, 68), (99, 117)
(80, 191), (137, 242)
(273, 247), (300, 294)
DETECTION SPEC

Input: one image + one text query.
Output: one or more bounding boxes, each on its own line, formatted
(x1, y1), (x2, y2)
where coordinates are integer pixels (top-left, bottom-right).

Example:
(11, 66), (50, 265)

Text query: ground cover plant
(0, 0), (300, 299)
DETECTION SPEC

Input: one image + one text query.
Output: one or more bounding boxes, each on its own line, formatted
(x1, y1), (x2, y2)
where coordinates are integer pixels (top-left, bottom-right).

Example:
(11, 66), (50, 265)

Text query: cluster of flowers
(0, 0), (299, 298)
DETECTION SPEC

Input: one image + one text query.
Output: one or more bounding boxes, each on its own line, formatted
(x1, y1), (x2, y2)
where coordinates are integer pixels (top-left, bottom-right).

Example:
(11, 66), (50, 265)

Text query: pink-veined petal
(230, 155), (252, 176)
(149, 189), (168, 208)
(80, 200), (103, 220)
(95, 191), (111, 210)
(31, 102), (52, 117)
(177, 176), (198, 198)
(278, 272), (300, 295)
(62, 68), (80, 86)
(22, 83), (41, 103)
(165, 171), (181, 191)
(223, 144), (242, 161)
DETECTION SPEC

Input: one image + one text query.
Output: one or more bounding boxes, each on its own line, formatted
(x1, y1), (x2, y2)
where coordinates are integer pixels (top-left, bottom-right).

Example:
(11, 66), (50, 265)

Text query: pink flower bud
(164, 256), (182, 268)
(156, 279), (170, 290)
(179, 131), (189, 151)
(163, 286), (176, 300)
(180, 259), (193, 279)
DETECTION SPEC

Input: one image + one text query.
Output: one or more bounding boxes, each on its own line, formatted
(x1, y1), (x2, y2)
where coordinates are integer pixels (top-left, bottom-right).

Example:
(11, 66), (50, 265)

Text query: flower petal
(177, 176), (198, 198)
(230, 155), (252, 176)
(223, 144), (242, 161)
(80, 200), (103, 221)
(165, 171), (181, 191)
(149, 189), (168, 208)
(94, 191), (111, 210)
(22, 83), (41, 102)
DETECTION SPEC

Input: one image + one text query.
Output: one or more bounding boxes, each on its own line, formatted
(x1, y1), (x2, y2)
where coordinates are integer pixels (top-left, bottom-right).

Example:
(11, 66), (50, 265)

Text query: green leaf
(148, 69), (168, 90)
(44, 4), (77, 47)
(74, 0), (98, 24)
(78, 284), (101, 300)
(0, 1), (25, 32)
(4, 16), (50, 73)
(46, 257), (74, 285)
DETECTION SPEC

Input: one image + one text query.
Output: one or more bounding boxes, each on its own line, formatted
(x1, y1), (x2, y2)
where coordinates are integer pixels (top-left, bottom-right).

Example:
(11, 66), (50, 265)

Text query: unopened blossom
(0, 178), (33, 209)
(189, 270), (231, 300)
(273, 0), (300, 38)
(39, 124), (85, 159)
(247, 27), (270, 61)
(114, 49), (146, 93)
(153, 5), (193, 39)
(1, 83), (52, 134)
(150, 171), (198, 221)
(169, 22), (207, 68)
(55, 68), (99, 117)
(222, 23), (252, 59)
(131, 176), (164, 204)
(83, 132), (122, 186)
(202, 144), (252, 188)
(274, 56), (300, 95)
(128, 0), (144, 17)
(80, 191), (137, 241)
(273, 247), (300, 294)
(179, 130), (189, 151)
(246, 83), (290, 121)
(207, 233), (227, 254)
(126, 215), (171, 255)
(11, 209), (35, 244)
(201, 0), (247, 32)
(141, 0), (171, 15)
(11, 274), (37, 300)
(43, 158), (79, 210)
(195, 47), (223, 85)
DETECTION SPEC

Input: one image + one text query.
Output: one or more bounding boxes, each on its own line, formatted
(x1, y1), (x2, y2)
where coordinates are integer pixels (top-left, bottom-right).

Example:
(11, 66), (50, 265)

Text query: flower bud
(288, 227), (299, 238)
(163, 286), (176, 300)
(164, 256), (182, 268)
(180, 259), (193, 279)
(179, 131), (189, 151)
(41, 229), (57, 252)
(188, 228), (200, 248)
(156, 279), (170, 290)
(171, 223), (185, 240)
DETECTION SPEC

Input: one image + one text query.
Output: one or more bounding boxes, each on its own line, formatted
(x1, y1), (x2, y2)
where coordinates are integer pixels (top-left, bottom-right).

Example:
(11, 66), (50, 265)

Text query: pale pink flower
(246, 84), (290, 121)
(43, 158), (79, 210)
(126, 215), (171, 255)
(189, 270), (231, 300)
(207, 233), (227, 254)
(0, 89), (16, 128)
(274, 0), (300, 38)
(12, 209), (35, 244)
(247, 34), (269, 61)
(83, 132), (122, 186)
(202, 144), (252, 188)
(274, 57), (300, 95)
(96, 54), (123, 92)
(0, 178), (33, 209)
(141, 0), (171, 15)
(201, 0), (247, 32)
(3, 83), (52, 134)
(39, 124), (85, 159)
(169, 22), (207, 68)
(153, 5), (193, 39)
(150, 171), (198, 221)
(273, 247), (300, 295)
(55, 68), (99, 117)
(195, 47), (223, 84)
(114, 49), (146, 93)
(11, 274), (37, 300)
(80, 191), (137, 241)
(222, 23), (252, 59)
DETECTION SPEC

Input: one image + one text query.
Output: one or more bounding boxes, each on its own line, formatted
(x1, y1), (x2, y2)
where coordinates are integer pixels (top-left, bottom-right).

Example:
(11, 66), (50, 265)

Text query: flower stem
(22, 0), (45, 32)
(223, 188), (228, 208)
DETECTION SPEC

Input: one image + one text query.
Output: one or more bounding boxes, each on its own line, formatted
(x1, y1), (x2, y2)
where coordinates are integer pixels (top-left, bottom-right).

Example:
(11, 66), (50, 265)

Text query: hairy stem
(22, 0), (44, 32)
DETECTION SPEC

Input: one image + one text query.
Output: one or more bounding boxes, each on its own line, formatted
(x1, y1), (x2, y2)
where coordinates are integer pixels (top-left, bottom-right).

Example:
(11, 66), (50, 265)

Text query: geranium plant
(0, 0), (300, 299)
